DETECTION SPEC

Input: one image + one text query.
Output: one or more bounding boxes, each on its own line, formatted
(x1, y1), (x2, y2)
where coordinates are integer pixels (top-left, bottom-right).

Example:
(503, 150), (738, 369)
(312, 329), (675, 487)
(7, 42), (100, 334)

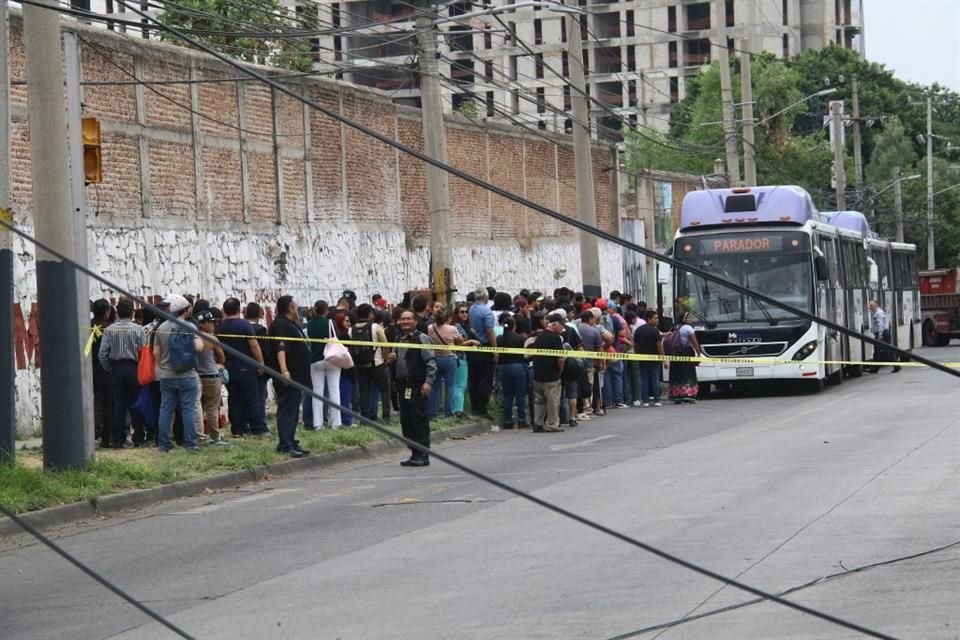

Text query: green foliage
(624, 45), (960, 264)
(156, 0), (312, 72)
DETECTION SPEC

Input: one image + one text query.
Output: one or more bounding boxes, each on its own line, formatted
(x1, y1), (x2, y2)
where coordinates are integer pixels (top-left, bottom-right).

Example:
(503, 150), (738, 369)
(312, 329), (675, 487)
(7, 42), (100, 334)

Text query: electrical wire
(0, 503), (197, 640)
(0, 195), (905, 640)
(9, 5), (949, 637)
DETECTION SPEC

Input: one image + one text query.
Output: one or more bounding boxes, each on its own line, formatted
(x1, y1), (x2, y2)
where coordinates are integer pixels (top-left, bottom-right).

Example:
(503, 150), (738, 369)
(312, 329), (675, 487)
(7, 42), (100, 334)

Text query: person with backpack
(154, 294), (205, 452)
(351, 303), (389, 421)
(666, 311), (702, 404)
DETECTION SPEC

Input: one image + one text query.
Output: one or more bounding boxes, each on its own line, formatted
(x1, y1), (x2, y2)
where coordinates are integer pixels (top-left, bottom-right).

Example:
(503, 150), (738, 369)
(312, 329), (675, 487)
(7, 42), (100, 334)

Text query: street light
(872, 173), (922, 200)
(753, 88), (837, 127)
(932, 182), (960, 198)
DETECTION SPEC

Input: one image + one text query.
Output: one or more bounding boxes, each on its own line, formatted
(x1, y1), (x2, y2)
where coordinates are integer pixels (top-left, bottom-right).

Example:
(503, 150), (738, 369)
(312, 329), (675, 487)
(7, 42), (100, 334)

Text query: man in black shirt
(633, 309), (666, 406)
(387, 310), (437, 466)
(531, 313), (566, 433)
(269, 295), (311, 458)
(217, 298), (266, 438)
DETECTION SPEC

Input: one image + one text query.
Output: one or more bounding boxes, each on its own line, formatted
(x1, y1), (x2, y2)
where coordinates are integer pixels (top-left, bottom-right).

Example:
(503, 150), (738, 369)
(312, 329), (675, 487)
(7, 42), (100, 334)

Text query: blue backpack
(167, 328), (197, 373)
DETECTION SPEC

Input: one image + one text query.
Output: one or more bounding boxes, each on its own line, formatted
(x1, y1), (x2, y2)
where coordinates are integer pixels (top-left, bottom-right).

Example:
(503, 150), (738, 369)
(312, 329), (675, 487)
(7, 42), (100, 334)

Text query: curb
(0, 421), (493, 538)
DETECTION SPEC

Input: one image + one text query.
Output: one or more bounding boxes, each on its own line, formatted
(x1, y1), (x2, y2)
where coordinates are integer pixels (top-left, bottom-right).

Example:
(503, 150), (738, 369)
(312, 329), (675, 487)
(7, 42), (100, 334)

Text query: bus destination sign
(701, 236), (783, 254)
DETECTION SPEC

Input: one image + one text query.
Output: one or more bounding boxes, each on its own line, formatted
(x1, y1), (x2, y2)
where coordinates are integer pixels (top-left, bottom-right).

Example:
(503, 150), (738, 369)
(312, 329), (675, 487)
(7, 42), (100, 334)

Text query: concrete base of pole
(37, 260), (91, 470)
(0, 248), (13, 465)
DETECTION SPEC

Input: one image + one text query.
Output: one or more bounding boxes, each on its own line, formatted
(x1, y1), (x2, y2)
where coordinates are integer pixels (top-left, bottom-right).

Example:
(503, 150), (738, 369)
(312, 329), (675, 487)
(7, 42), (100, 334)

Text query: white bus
(672, 187), (918, 393)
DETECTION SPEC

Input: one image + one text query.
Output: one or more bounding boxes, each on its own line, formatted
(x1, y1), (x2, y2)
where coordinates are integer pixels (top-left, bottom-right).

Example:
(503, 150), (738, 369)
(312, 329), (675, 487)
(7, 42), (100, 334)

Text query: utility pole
(0, 0), (14, 465)
(926, 95), (935, 269)
(416, 15), (455, 307)
(714, 0), (740, 186)
(64, 31), (95, 455)
(893, 166), (905, 243)
(565, 6), (602, 298)
(851, 77), (864, 203)
(831, 100), (846, 211)
(23, 0), (91, 469)
(639, 71), (647, 127)
(739, 42), (756, 186)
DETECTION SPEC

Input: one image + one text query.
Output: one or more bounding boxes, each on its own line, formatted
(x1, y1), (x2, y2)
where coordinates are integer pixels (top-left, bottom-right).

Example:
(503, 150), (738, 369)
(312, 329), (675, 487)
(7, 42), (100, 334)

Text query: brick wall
(5, 14), (627, 433)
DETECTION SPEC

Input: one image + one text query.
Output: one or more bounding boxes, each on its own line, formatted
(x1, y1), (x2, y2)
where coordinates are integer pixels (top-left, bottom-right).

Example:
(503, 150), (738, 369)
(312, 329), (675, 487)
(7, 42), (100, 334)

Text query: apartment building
(79, 0), (864, 137)
(306, 0), (864, 138)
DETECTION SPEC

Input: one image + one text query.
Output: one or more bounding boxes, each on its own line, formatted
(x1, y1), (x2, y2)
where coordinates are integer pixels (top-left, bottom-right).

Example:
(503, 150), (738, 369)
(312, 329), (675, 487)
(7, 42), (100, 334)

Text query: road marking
(550, 434), (618, 451)
(170, 488), (302, 515)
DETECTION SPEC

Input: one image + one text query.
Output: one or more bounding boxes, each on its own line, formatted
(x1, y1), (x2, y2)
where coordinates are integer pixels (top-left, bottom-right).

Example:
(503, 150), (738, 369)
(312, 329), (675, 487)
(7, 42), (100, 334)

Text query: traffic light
(81, 117), (102, 185)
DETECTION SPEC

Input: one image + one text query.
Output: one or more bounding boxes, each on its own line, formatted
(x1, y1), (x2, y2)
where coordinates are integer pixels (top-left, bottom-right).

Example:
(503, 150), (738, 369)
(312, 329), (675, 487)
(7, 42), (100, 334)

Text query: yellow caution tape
(83, 324), (103, 357)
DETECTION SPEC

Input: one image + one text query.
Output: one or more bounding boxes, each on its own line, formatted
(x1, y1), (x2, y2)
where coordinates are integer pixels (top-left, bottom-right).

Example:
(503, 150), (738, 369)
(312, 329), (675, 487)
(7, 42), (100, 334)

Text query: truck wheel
(923, 320), (940, 347)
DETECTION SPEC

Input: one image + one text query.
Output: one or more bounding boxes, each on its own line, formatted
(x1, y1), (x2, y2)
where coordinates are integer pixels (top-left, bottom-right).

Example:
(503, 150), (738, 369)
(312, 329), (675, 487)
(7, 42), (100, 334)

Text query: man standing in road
(531, 313), (566, 433)
(388, 310), (437, 467)
(867, 299), (901, 373)
(270, 295), (311, 458)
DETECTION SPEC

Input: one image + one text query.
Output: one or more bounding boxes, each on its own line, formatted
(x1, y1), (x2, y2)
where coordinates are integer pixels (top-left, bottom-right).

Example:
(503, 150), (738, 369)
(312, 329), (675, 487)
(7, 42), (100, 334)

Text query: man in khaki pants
(196, 310), (228, 444)
(531, 313), (566, 433)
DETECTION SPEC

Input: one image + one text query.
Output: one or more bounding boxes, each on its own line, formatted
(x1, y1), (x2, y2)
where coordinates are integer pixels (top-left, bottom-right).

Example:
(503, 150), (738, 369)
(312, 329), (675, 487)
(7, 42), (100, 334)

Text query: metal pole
(739, 41), (756, 186)
(714, 0), (740, 186)
(831, 101), (846, 211)
(0, 0), (15, 465)
(23, 1), (91, 470)
(893, 166), (904, 243)
(565, 7), (602, 298)
(639, 71), (647, 127)
(416, 15), (455, 306)
(851, 77), (864, 203)
(64, 30), (95, 462)
(926, 96), (935, 268)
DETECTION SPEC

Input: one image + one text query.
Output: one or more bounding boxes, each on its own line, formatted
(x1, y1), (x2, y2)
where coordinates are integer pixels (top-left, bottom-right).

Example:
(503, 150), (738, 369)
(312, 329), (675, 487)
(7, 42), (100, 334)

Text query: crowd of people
(91, 286), (700, 464)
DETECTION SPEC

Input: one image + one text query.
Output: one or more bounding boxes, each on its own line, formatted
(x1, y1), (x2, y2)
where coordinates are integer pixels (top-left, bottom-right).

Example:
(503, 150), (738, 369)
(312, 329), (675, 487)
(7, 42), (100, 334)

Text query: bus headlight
(792, 340), (818, 361)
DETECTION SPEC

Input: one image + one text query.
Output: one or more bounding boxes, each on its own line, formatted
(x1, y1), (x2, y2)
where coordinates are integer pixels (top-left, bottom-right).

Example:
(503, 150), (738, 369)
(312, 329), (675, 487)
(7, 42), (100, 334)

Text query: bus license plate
(736, 367), (754, 377)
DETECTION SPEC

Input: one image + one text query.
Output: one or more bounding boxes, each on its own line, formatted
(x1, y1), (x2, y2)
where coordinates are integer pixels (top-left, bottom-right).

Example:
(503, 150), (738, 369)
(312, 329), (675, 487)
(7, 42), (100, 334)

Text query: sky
(863, 0), (960, 92)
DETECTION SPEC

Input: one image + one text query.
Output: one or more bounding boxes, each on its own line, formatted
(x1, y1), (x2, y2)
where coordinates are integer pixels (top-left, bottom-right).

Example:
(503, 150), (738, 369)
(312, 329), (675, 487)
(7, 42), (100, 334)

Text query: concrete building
(302, 0), (865, 138)
(78, 0), (864, 137)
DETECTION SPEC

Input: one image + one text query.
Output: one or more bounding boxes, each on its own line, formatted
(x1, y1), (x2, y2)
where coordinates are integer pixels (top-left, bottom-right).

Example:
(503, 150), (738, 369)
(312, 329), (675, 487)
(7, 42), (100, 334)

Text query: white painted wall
(11, 221), (623, 434)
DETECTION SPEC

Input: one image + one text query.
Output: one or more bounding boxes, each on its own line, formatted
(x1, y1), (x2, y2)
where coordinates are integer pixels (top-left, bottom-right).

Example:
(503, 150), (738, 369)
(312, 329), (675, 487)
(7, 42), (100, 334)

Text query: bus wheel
(826, 367), (843, 386)
(807, 378), (824, 393)
(846, 364), (863, 378)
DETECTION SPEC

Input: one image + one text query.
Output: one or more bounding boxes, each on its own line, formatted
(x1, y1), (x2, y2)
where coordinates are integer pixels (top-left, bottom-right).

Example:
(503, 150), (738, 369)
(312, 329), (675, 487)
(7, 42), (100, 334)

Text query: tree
(156, 0), (312, 71)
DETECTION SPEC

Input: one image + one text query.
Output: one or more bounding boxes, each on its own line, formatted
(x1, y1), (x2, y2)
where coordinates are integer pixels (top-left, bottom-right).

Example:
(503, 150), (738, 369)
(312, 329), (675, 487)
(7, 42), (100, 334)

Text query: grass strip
(1, 415), (472, 514)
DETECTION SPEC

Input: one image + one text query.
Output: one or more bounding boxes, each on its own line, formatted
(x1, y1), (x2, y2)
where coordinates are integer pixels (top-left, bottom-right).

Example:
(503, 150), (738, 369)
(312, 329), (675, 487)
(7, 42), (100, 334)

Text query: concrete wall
(6, 14), (624, 433)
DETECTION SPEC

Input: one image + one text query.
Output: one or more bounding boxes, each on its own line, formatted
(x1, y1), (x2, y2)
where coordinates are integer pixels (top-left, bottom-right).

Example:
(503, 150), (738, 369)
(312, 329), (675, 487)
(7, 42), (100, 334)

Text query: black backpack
(255, 324), (276, 373)
(350, 322), (376, 367)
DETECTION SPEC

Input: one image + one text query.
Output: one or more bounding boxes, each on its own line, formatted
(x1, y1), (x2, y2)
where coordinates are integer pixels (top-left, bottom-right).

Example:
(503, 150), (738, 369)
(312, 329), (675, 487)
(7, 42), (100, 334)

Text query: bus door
(841, 238), (869, 369)
(892, 251), (919, 351)
(817, 235), (843, 378)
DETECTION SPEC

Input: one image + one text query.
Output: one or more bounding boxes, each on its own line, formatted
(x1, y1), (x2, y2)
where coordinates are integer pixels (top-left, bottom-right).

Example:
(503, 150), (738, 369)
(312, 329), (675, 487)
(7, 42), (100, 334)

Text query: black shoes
(892, 366), (902, 373)
(400, 456), (430, 467)
(279, 445), (310, 458)
(516, 421), (530, 429)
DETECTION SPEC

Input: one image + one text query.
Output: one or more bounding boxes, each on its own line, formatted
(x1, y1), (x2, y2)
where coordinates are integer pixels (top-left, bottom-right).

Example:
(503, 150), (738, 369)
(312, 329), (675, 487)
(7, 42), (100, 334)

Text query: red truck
(920, 268), (960, 346)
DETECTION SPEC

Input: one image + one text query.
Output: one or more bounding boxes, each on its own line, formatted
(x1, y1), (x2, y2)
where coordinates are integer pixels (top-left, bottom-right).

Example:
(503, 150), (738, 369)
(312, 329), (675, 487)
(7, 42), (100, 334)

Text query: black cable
(98, 0), (960, 383)
(0, 216), (904, 640)
(608, 539), (960, 639)
(0, 502), (198, 640)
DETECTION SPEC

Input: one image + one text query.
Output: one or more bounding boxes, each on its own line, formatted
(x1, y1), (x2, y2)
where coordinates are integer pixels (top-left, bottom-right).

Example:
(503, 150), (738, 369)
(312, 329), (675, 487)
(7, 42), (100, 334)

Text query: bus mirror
(815, 255), (829, 281)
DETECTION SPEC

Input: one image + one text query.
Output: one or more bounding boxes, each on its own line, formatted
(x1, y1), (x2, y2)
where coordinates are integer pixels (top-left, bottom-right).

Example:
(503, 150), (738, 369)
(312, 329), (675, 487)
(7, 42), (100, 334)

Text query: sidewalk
(0, 420), (493, 538)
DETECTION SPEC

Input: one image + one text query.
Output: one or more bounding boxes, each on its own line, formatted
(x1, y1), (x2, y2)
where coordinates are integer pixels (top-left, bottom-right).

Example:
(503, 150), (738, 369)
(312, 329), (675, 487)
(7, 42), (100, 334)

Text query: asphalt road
(2, 348), (958, 640)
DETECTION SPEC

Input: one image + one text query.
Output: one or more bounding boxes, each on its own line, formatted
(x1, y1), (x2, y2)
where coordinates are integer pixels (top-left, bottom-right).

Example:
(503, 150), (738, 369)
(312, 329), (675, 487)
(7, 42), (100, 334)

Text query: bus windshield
(674, 232), (814, 324)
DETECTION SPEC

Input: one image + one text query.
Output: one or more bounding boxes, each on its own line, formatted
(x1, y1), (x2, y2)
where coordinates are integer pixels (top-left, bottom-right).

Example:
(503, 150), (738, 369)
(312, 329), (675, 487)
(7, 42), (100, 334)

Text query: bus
(671, 186), (918, 392)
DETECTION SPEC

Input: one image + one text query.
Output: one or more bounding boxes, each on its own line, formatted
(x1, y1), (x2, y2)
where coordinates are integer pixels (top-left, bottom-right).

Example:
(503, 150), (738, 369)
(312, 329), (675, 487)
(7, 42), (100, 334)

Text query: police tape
(207, 333), (930, 369)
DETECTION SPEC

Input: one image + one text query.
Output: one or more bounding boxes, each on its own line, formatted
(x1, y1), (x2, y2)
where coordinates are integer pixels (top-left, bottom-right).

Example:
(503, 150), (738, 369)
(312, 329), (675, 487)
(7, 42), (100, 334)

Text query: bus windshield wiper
(685, 304), (717, 329)
(753, 297), (779, 326)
